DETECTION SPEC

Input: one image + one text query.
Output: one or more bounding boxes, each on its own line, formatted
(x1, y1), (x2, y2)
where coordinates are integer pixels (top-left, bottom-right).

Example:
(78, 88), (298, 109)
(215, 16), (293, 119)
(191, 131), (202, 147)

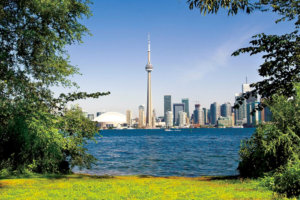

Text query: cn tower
(145, 34), (153, 128)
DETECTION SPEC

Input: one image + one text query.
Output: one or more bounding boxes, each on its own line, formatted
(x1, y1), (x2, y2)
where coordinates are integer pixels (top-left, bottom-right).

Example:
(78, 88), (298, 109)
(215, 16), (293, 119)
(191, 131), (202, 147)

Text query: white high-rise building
(242, 83), (251, 93)
(178, 111), (187, 127)
(152, 109), (156, 127)
(138, 105), (145, 128)
(166, 111), (173, 127)
(126, 110), (132, 127)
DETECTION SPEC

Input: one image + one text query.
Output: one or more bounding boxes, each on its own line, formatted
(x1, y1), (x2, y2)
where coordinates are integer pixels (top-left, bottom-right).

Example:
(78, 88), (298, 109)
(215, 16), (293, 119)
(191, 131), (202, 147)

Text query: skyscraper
(234, 93), (245, 125)
(173, 103), (185, 126)
(221, 104), (226, 117)
(203, 108), (208, 124)
(242, 83), (251, 93)
(210, 102), (220, 125)
(221, 102), (232, 117)
(138, 105), (145, 128)
(234, 80), (257, 126)
(207, 109), (211, 124)
(145, 34), (153, 128)
(164, 95), (172, 120)
(193, 104), (204, 125)
(152, 109), (156, 127)
(247, 102), (261, 127)
(165, 111), (173, 127)
(126, 110), (132, 127)
(181, 98), (190, 118)
(178, 111), (187, 127)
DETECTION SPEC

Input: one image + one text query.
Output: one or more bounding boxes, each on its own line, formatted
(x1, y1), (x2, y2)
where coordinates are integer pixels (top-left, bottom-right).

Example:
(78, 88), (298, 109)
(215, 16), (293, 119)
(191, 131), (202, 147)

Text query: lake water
(75, 128), (255, 177)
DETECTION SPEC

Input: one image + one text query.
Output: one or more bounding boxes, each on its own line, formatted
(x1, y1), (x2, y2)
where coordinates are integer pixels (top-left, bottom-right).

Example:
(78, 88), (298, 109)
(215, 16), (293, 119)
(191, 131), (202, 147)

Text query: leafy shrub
(238, 124), (300, 177)
(273, 161), (300, 198)
(0, 106), (98, 174)
(238, 84), (300, 178)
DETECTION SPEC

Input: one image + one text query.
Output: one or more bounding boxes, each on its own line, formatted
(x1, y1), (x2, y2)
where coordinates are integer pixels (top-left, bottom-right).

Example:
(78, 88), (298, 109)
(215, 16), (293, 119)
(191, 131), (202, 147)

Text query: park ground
(0, 174), (295, 200)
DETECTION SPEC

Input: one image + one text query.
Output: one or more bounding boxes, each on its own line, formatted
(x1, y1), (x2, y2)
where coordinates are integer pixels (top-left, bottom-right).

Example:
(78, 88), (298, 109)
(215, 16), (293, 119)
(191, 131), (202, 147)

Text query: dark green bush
(273, 161), (300, 198)
(0, 106), (99, 174)
(238, 124), (300, 177)
(238, 84), (300, 176)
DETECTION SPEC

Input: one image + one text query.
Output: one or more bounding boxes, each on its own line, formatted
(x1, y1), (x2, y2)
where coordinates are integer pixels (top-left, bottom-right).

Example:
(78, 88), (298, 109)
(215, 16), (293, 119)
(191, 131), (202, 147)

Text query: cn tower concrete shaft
(145, 34), (153, 128)
(146, 71), (152, 127)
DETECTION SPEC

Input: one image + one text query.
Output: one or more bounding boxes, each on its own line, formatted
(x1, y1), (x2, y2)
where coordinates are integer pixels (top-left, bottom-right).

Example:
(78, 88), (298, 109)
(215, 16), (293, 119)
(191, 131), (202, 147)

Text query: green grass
(0, 174), (293, 200)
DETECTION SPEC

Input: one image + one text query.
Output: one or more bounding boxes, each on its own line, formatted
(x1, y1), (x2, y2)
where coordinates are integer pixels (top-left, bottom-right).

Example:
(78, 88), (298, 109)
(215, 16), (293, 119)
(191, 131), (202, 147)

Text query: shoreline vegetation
(0, 174), (294, 200)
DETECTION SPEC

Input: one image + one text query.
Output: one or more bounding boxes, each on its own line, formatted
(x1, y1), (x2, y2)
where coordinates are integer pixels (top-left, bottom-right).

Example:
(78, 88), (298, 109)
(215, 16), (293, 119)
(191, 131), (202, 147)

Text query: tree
(0, 0), (109, 173)
(238, 84), (300, 177)
(238, 84), (300, 197)
(187, 0), (299, 108)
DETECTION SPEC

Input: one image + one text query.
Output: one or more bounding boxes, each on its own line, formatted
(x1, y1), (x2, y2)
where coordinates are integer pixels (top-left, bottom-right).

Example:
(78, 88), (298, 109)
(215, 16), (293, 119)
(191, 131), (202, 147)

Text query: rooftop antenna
(246, 76), (248, 84)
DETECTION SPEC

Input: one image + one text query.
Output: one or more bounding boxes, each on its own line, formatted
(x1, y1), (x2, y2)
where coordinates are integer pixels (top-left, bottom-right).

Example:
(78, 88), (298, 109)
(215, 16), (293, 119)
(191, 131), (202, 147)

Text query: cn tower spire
(147, 33), (151, 64)
(145, 33), (153, 128)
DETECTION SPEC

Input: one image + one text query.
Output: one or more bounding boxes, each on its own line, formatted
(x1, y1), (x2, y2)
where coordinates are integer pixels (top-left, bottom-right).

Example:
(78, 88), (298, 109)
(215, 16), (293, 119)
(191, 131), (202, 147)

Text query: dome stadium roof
(93, 112), (126, 123)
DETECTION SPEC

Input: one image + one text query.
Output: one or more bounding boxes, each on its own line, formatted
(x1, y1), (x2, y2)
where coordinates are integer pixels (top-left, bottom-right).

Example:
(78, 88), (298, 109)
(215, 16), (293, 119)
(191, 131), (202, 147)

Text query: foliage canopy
(0, 0), (109, 173)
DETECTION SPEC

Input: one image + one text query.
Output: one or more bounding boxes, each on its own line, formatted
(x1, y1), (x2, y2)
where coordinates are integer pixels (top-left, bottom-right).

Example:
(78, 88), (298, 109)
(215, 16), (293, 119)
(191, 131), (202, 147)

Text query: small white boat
(173, 129), (181, 132)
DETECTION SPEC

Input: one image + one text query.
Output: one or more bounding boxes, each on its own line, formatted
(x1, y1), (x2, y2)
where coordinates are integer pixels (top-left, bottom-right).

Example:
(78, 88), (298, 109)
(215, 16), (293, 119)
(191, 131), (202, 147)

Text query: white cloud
(181, 28), (259, 83)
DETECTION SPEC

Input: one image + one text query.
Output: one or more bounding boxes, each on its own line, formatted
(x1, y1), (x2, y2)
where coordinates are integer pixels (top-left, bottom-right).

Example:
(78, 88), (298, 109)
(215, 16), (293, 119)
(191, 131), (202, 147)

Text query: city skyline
(56, 0), (295, 117)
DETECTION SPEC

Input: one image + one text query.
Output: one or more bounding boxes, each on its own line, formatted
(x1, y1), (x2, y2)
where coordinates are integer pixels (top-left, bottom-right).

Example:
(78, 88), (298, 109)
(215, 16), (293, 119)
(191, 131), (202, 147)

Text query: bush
(238, 84), (300, 178)
(238, 124), (299, 177)
(0, 105), (99, 174)
(273, 161), (300, 198)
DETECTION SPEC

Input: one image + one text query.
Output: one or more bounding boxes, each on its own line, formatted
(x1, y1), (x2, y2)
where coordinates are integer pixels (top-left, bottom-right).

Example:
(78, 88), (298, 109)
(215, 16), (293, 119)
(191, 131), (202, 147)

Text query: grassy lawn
(0, 174), (291, 200)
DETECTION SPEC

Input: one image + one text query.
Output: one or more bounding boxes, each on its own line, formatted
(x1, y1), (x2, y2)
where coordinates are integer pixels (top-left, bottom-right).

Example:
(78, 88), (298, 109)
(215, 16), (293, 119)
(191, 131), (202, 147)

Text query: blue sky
(57, 0), (295, 117)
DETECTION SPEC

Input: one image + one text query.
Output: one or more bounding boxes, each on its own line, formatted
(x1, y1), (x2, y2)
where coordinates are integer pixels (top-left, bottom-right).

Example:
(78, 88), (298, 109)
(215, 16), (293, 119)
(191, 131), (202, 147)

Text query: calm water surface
(75, 128), (255, 177)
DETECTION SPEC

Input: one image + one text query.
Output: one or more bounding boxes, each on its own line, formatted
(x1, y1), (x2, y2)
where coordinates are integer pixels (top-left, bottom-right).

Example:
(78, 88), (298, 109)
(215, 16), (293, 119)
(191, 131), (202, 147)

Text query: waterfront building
(246, 102), (261, 127)
(173, 103), (185, 126)
(193, 104), (200, 124)
(87, 114), (94, 121)
(234, 93), (246, 125)
(178, 111), (187, 127)
(217, 116), (232, 128)
(191, 113), (194, 124)
(193, 104), (204, 125)
(126, 110), (132, 127)
(181, 98), (190, 118)
(221, 102), (232, 118)
(186, 115), (190, 125)
(203, 108), (208, 124)
(94, 112), (126, 129)
(221, 104), (226, 117)
(132, 118), (139, 128)
(234, 80), (257, 126)
(165, 111), (173, 127)
(210, 102), (220, 125)
(164, 95), (172, 121)
(242, 83), (251, 93)
(207, 109), (211, 124)
(138, 105), (145, 128)
(145, 34), (153, 128)
(152, 109), (156, 127)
